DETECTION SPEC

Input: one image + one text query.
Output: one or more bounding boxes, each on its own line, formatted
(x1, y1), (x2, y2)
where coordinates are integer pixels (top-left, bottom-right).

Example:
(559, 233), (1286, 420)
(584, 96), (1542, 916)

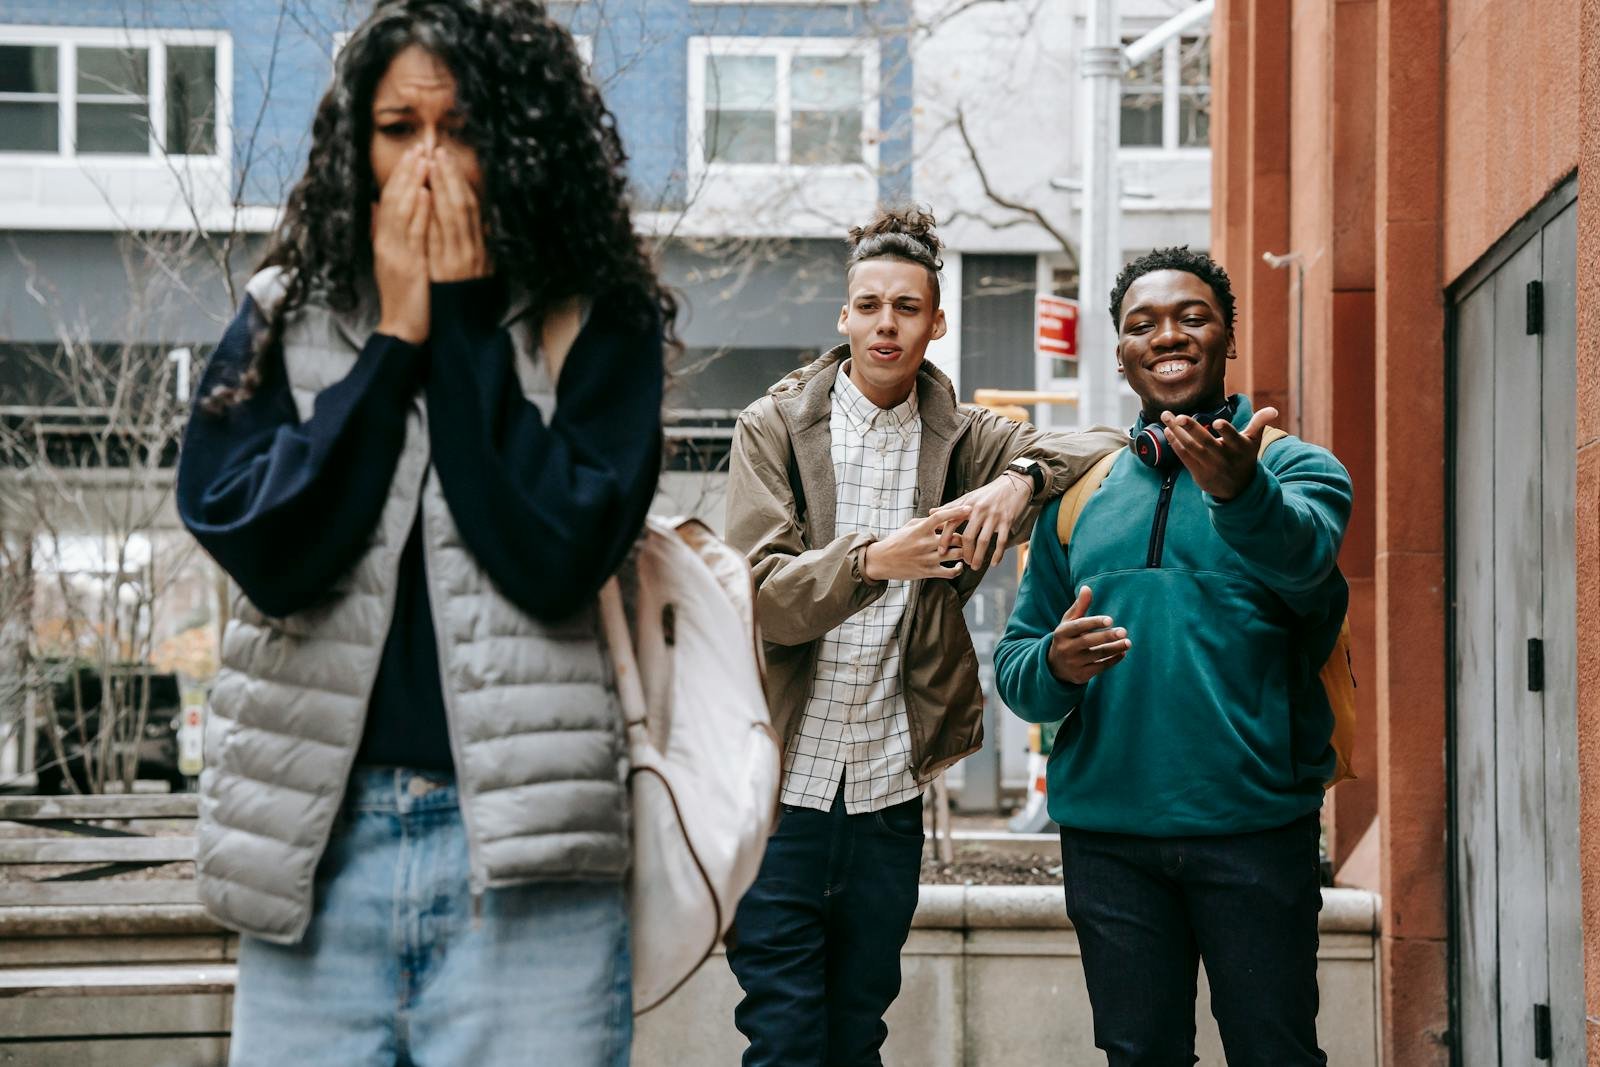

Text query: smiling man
(994, 247), (1353, 1065)
(721, 207), (1122, 1066)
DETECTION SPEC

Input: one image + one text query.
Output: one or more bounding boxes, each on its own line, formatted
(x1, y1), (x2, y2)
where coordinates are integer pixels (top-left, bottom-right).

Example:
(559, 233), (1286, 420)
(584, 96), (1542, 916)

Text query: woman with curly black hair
(175, 2), (668, 1063)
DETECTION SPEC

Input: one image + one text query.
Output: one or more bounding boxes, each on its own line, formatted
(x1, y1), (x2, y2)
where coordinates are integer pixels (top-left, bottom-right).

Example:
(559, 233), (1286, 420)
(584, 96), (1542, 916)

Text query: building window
(0, 45), (60, 152)
(1119, 34), (1209, 150)
(76, 47), (149, 154)
(0, 31), (224, 158)
(705, 55), (778, 163)
(164, 46), (216, 155)
(692, 37), (877, 170)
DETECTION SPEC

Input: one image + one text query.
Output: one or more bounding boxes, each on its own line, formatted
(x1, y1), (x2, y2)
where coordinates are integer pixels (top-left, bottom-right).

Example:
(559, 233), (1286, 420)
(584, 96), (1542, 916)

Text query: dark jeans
(1059, 814), (1326, 1067)
(726, 788), (925, 1067)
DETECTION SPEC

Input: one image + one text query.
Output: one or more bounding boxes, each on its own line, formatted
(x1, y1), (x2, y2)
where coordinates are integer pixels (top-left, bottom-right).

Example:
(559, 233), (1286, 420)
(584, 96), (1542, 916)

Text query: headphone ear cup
(1134, 425), (1169, 469)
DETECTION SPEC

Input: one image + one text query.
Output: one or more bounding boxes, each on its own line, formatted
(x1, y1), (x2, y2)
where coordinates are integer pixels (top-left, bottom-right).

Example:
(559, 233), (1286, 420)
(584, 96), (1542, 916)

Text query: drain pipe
(1262, 250), (1305, 435)
(1077, 1), (1216, 430)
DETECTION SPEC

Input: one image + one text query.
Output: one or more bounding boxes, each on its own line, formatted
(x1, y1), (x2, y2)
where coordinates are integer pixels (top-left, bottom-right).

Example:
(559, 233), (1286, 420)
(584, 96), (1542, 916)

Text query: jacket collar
(773, 344), (970, 544)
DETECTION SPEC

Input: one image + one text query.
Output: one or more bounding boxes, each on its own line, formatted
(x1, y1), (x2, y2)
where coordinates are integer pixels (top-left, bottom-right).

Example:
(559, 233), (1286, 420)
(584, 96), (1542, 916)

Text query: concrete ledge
(0, 904), (218, 939)
(913, 884), (1379, 933)
(0, 886), (1381, 939)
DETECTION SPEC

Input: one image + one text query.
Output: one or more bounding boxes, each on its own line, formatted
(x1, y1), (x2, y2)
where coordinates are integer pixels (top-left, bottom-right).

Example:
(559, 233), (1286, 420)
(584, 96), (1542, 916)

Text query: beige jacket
(725, 346), (1125, 782)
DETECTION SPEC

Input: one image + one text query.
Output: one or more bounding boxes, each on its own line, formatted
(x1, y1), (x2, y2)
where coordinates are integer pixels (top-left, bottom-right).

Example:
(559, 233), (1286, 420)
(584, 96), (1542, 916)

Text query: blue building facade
(0, 0), (915, 420)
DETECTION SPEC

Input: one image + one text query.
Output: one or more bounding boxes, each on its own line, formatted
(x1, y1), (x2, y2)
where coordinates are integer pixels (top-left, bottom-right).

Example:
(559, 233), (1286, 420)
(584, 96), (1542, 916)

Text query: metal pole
(1079, 0), (1123, 430)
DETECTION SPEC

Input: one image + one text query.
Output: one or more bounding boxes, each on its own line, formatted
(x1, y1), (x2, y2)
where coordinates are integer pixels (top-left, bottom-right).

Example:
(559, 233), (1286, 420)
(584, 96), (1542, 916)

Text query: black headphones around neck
(1131, 398), (1237, 472)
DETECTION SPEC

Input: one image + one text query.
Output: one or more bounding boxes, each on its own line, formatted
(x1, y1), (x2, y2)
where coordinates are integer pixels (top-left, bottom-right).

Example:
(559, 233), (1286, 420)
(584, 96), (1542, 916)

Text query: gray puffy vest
(197, 269), (628, 944)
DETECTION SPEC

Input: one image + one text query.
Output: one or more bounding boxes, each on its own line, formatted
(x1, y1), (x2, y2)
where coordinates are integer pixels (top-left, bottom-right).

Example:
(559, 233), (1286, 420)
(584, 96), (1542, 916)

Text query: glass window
(1178, 36), (1210, 148)
(790, 55), (861, 164)
(1119, 38), (1163, 148)
(76, 46), (150, 154)
(165, 46), (216, 154)
(0, 45), (60, 152)
(705, 55), (776, 163)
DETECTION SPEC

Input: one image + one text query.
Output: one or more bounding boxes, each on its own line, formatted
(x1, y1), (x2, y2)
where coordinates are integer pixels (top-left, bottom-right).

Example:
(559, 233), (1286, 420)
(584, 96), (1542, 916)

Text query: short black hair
(1108, 246), (1236, 332)
(847, 205), (945, 305)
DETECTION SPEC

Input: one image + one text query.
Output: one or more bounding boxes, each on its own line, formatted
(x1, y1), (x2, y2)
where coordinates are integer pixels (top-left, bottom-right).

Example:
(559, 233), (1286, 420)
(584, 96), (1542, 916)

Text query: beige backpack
(542, 302), (781, 1014)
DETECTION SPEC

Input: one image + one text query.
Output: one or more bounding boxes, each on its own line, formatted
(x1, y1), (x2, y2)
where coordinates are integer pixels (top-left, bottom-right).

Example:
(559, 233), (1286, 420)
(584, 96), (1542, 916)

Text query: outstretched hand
(1160, 405), (1280, 500)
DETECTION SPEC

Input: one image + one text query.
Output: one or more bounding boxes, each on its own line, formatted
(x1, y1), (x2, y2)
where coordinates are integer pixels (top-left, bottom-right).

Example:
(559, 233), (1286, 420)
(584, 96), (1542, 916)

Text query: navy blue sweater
(177, 278), (663, 771)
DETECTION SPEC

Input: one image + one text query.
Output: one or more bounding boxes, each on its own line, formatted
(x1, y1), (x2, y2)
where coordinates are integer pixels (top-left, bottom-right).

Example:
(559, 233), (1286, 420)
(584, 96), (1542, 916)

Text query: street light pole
(1078, 0), (1123, 430)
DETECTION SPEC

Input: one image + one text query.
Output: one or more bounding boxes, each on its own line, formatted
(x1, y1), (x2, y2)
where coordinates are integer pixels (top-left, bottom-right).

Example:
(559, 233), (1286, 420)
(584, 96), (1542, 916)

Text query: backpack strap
(1056, 450), (1122, 550)
(1258, 425), (1289, 456)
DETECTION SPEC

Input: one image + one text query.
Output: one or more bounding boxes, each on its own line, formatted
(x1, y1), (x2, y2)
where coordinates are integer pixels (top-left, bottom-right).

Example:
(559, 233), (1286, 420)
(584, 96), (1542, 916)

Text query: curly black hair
(846, 205), (945, 304)
(210, 0), (675, 409)
(1108, 246), (1235, 332)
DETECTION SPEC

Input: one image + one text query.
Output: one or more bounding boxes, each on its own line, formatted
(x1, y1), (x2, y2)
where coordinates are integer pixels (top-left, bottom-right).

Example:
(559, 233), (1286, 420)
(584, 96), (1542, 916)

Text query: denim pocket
(873, 801), (926, 841)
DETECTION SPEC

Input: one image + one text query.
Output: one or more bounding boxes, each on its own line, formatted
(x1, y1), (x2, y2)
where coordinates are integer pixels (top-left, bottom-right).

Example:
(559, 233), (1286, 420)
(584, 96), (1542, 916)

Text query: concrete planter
(635, 885), (1381, 1065)
(0, 886), (1379, 1066)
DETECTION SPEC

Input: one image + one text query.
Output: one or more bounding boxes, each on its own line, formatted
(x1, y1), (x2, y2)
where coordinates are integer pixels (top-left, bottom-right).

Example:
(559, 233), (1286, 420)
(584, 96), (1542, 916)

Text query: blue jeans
(1059, 814), (1326, 1066)
(229, 767), (632, 1067)
(726, 789), (925, 1067)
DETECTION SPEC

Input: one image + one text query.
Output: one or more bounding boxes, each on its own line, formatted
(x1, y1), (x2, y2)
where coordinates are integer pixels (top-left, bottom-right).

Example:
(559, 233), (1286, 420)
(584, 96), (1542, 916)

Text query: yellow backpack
(1052, 427), (1357, 788)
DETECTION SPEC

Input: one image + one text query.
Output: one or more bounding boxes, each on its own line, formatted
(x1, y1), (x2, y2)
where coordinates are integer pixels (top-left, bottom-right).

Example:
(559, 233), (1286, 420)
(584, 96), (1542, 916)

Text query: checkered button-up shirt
(780, 365), (925, 814)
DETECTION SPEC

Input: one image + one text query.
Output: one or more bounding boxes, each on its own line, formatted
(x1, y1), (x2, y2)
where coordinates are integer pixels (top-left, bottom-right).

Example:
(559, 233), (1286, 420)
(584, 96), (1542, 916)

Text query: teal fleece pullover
(993, 395), (1352, 837)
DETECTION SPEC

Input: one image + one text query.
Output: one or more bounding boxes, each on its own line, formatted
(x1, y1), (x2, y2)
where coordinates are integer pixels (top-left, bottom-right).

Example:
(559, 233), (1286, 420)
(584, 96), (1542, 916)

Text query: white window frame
(0, 25), (232, 164)
(687, 36), (879, 181)
(1118, 32), (1208, 157)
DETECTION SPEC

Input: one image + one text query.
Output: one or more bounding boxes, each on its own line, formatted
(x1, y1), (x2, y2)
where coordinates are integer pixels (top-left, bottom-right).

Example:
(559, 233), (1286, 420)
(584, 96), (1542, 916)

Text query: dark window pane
(1120, 41), (1164, 147)
(166, 46), (216, 154)
(1179, 92), (1209, 147)
(1178, 36), (1210, 147)
(77, 102), (149, 153)
(791, 110), (861, 164)
(673, 347), (813, 413)
(0, 45), (57, 94)
(1120, 96), (1163, 147)
(77, 47), (148, 97)
(705, 109), (776, 163)
(0, 101), (59, 151)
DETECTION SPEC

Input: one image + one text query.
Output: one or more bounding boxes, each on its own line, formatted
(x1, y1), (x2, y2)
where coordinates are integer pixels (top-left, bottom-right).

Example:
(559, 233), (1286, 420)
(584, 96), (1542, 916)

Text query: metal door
(1450, 190), (1583, 1066)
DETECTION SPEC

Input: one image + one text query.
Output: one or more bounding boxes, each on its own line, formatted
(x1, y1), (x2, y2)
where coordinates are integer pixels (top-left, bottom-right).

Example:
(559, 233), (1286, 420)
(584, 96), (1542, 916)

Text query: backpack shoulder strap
(1258, 425), (1289, 456)
(1056, 449), (1122, 550)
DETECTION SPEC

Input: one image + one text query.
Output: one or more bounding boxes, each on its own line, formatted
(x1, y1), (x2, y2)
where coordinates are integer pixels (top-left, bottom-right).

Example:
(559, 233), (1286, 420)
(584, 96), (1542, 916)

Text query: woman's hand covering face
(427, 148), (491, 283)
(373, 144), (434, 345)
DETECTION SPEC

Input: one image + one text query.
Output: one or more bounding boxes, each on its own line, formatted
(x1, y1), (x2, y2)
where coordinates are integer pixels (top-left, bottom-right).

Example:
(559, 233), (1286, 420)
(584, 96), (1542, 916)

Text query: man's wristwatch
(1004, 457), (1045, 498)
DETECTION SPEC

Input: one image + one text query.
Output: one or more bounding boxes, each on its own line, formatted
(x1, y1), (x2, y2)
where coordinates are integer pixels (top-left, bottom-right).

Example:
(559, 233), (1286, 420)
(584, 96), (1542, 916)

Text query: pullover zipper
(1146, 470), (1178, 568)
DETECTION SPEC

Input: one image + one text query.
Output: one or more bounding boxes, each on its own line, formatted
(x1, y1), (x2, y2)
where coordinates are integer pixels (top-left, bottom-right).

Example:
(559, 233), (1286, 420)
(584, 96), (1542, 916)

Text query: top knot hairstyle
(846, 206), (945, 305)
(1108, 246), (1236, 332)
(207, 0), (675, 412)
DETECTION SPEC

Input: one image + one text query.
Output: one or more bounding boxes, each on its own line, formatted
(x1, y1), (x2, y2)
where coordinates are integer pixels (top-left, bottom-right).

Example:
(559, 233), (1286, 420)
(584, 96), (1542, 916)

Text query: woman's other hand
(428, 148), (491, 283)
(373, 144), (433, 344)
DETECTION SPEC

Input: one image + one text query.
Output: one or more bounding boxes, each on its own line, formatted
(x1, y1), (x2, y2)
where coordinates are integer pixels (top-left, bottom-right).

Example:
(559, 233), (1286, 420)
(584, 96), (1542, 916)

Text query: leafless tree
(0, 236), (207, 793)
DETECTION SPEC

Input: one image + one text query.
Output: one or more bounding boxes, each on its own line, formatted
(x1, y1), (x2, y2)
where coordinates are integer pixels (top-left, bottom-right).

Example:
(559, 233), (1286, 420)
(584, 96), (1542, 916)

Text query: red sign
(1036, 295), (1078, 362)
